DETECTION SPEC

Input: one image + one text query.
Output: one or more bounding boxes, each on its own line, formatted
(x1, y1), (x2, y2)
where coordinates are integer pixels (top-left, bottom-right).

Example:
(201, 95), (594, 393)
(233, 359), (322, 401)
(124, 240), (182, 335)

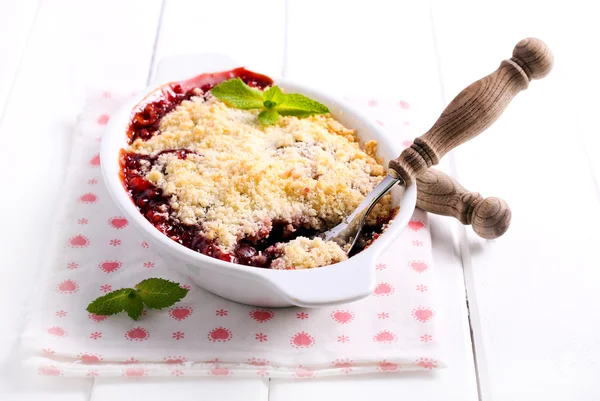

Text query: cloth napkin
(21, 92), (443, 378)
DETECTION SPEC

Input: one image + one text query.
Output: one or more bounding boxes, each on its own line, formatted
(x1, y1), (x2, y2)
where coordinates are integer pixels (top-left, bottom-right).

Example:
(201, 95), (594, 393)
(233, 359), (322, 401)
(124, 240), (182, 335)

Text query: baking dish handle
(262, 251), (376, 308)
(151, 53), (240, 86)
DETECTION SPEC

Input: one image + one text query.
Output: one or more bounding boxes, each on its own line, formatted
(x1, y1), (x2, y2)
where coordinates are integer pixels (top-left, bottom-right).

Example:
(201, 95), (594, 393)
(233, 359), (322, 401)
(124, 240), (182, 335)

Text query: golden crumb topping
(270, 237), (348, 270)
(128, 93), (391, 259)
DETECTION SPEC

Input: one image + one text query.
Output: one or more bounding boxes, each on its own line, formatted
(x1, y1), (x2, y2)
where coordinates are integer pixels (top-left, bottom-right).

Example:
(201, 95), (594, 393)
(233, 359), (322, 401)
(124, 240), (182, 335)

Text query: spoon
(320, 37), (553, 252)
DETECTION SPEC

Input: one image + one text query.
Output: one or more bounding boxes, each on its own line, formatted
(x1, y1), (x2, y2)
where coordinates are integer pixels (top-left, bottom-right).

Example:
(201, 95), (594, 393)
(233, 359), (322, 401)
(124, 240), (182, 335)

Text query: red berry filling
(127, 68), (274, 143)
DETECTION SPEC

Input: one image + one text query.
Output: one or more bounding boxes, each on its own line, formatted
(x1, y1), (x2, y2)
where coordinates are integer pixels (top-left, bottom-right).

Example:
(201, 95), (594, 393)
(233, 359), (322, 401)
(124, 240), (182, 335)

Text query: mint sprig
(210, 78), (330, 125)
(86, 278), (189, 320)
(258, 109), (280, 125)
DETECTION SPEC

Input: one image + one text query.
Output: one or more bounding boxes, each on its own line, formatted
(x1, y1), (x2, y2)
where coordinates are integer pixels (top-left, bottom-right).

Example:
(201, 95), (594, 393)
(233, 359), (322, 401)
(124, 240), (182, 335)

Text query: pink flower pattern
(420, 334), (433, 343)
(172, 331), (185, 340)
(332, 358), (354, 374)
(296, 312), (309, 320)
(337, 335), (350, 343)
(90, 332), (102, 340)
(417, 358), (437, 370)
(216, 309), (228, 316)
(255, 333), (268, 342)
(398, 100), (410, 109)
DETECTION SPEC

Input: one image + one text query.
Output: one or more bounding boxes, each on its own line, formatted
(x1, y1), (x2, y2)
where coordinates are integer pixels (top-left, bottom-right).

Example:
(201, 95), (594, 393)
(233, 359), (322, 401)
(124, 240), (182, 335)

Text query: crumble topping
(126, 91), (392, 269)
(270, 237), (348, 270)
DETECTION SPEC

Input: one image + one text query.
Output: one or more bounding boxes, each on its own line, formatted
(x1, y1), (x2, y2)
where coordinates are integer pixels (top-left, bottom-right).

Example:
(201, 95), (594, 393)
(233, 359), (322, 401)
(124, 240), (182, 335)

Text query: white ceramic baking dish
(101, 54), (417, 308)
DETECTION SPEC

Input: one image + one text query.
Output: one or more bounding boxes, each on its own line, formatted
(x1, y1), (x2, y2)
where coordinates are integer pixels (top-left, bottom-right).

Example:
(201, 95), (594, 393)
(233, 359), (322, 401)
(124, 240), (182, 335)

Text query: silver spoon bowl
(318, 174), (400, 253)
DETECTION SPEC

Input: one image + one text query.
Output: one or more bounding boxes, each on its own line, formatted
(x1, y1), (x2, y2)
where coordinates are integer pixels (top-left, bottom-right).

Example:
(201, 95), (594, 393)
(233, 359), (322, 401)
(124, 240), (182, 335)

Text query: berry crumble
(121, 68), (397, 269)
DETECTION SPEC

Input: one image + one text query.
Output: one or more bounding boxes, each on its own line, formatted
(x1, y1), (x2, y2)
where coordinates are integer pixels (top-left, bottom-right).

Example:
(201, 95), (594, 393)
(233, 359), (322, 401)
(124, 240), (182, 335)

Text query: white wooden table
(0, 1), (599, 400)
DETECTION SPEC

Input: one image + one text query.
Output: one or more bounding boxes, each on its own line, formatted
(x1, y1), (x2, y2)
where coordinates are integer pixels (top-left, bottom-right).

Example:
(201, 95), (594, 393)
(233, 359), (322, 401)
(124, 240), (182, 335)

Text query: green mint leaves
(210, 78), (264, 109)
(134, 278), (188, 309)
(210, 78), (330, 125)
(263, 86), (286, 105)
(275, 94), (330, 117)
(258, 109), (280, 125)
(87, 289), (142, 319)
(86, 278), (189, 320)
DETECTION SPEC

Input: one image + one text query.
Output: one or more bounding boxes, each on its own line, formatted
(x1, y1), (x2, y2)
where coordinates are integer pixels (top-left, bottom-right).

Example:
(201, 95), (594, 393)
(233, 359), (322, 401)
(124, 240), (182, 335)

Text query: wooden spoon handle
(389, 37), (553, 186)
(416, 168), (511, 239)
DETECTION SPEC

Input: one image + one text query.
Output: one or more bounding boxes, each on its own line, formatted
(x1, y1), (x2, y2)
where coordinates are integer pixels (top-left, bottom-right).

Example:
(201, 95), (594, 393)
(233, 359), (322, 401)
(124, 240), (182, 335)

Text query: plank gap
(0, 0), (42, 127)
(458, 229), (486, 401)
(429, 6), (486, 401)
(281, 0), (290, 78)
(146, 0), (167, 85)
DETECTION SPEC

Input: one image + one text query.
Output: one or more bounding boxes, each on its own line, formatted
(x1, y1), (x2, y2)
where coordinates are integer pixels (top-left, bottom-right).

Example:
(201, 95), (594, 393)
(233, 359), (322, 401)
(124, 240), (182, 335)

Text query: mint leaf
(276, 93), (330, 117)
(135, 278), (189, 309)
(86, 289), (131, 316)
(210, 79), (330, 125)
(211, 78), (265, 109)
(258, 109), (280, 125)
(86, 278), (188, 320)
(123, 290), (144, 320)
(87, 288), (144, 320)
(263, 86), (286, 106)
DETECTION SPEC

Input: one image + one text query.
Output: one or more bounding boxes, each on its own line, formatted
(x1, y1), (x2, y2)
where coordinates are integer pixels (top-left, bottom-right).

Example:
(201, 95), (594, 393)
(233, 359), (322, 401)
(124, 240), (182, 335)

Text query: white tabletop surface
(0, 1), (599, 400)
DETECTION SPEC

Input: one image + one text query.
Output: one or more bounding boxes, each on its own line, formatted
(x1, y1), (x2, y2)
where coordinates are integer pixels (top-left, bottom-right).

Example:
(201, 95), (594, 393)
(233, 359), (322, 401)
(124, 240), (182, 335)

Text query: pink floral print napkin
(21, 92), (443, 378)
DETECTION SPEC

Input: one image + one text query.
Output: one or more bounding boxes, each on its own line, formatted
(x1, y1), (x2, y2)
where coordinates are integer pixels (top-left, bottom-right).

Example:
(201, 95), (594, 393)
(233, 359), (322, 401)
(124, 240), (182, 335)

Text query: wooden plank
(432, 3), (600, 400)
(0, 0), (162, 398)
(0, 364), (92, 401)
(91, 378), (269, 401)
(568, 12), (600, 195)
(285, 0), (446, 135)
(271, 2), (479, 399)
(151, 0), (286, 81)
(0, 0), (40, 118)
